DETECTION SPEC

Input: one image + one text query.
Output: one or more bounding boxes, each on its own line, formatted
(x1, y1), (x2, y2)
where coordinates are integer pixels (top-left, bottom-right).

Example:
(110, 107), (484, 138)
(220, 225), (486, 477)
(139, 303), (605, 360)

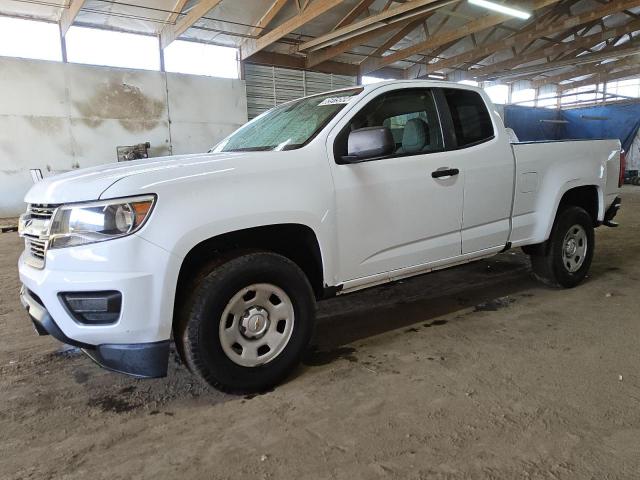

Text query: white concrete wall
(0, 56), (247, 216)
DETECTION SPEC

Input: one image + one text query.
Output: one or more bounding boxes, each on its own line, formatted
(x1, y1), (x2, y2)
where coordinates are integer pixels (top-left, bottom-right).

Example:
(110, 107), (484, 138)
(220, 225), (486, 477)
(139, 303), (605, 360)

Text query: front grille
(22, 203), (60, 269)
(24, 235), (47, 268)
(29, 204), (58, 220)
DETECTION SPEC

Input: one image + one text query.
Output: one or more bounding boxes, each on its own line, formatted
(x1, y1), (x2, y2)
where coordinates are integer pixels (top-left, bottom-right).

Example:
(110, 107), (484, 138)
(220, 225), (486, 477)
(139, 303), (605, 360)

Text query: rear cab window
(441, 88), (494, 149)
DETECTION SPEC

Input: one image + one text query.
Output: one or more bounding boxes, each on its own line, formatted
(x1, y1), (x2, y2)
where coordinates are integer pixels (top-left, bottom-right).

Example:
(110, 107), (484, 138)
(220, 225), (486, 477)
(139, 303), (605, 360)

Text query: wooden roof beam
(306, 11), (436, 68)
(403, 1), (467, 78)
(504, 34), (640, 84)
(473, 18), (640, 81)
(466, 1), (589, 71)
(508, 0), (579, 56)
(296, 0), (311, 12)
(405, 39), (462, 78)
(160, 0), (223, 49)
(297, 0), (458, 53)
(60, 0), (86, 36)
(238, 0), (290, 53)
(245, 50), (405, 78)
(241, 0), (347, 59)
(559, 65), (640, 91)
(552, 27), (622, 64)
(166, 0), (189, 25)
(593, 0), (640, 21)
(464, 1), (580, 69)
(460, 9), (560, 72)
(484, 42), (640, 81)
(333, 0), (376, 30)
(436, 6), (556, 75)
(534, 49), (640, 87)
(360, 0), (562, 74)
(422, 0), (640, 75)
(360, 15), (432, 63)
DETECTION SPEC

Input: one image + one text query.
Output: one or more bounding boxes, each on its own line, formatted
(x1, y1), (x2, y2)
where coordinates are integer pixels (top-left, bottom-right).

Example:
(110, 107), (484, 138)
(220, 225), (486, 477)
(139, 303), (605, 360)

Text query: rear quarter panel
(510, 139), (621, 246)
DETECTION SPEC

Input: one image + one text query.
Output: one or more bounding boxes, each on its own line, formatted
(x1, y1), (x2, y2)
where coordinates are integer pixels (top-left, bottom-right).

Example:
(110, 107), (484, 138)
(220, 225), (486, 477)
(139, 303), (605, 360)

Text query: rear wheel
(176, 251), (315, 393)
(530, 206), (595, 288)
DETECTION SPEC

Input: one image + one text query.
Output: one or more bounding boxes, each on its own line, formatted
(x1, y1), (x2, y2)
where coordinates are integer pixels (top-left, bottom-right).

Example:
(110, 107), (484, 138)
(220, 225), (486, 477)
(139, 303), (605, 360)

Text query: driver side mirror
(341, 126), (394, 163)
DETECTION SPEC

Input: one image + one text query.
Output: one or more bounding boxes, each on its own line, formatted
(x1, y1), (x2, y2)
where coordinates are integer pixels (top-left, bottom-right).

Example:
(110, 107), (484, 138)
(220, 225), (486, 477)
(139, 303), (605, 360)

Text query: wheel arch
(557, 185), (600, 224)
(545, 183), (602, 241)
(173, 223), (326, 317)
(524, 184), (600, 256)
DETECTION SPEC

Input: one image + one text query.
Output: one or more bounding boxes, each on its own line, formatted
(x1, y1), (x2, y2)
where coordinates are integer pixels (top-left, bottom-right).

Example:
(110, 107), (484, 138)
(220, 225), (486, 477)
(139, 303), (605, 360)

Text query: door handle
(431, 168), (459, 179)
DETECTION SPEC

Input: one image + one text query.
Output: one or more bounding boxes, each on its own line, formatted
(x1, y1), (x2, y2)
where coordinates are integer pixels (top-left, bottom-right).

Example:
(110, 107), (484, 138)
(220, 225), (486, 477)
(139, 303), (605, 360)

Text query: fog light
(59, 291), (122, 325)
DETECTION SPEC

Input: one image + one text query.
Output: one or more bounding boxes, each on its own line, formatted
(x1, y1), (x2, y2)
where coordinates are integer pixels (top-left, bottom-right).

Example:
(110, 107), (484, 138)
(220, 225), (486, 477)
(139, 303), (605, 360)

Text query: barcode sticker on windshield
(318, 96), (353, 106)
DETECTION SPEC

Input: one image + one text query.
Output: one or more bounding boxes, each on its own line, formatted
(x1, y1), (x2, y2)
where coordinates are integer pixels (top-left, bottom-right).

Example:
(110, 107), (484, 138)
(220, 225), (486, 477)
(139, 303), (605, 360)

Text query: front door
(327, 86), (464, 282)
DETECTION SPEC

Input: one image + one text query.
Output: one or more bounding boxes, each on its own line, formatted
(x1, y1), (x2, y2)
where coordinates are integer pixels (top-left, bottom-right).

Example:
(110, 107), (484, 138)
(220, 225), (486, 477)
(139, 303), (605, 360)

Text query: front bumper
(18, 233), (182, 378)
(20, 286), (169, 377)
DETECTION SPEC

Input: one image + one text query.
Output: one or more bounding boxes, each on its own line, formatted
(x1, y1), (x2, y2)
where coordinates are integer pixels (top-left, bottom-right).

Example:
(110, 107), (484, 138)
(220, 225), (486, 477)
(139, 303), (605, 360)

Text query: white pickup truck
(18, 81), (622, 393)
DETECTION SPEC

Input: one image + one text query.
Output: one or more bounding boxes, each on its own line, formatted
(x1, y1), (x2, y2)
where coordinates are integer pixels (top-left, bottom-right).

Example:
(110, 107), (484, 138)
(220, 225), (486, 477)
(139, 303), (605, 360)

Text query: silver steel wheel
(218, 283), (295, 367)
(561, 224), (588, 273)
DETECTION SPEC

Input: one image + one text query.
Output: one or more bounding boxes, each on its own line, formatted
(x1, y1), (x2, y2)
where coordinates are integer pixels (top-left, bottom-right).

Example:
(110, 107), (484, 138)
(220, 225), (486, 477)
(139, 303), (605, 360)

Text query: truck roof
(310, 79), (484, 99)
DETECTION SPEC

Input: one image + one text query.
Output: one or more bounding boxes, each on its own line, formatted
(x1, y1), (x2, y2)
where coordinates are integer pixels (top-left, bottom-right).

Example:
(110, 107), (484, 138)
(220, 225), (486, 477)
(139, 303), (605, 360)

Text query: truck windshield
(212, 88), (364, 152)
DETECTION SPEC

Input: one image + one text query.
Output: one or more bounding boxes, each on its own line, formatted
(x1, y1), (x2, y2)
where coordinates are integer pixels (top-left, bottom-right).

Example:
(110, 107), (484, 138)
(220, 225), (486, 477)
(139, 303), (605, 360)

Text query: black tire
(530, 206), (595, 288)
(176, 251), (316, 393)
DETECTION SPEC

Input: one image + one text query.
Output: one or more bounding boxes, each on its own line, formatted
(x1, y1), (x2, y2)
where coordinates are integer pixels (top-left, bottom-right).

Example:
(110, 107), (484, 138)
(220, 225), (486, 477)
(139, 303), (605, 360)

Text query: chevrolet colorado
(18, 81), (623, 393)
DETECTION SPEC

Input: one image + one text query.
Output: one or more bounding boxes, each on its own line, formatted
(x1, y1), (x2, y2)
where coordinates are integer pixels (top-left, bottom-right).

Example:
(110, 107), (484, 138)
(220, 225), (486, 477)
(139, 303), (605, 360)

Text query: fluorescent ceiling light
(468, 0), (531, 20)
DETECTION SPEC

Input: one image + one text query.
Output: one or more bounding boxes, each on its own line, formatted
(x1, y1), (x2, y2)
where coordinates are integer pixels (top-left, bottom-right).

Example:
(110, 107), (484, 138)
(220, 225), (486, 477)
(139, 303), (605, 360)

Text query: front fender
(100, 148), (339, 290)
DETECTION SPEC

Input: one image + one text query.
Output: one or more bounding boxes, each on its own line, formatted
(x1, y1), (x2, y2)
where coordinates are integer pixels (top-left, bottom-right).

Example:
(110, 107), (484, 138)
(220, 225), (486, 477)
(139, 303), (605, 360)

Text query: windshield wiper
(224, 146), (275, 152)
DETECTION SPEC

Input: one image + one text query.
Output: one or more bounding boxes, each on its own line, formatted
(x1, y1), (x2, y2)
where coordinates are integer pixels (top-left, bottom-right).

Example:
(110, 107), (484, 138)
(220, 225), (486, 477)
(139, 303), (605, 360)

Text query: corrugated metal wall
(244, 64), (357, 119)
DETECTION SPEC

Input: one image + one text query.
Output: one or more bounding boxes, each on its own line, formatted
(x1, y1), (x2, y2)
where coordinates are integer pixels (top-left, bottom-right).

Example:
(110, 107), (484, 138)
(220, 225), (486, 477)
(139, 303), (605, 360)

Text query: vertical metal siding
(244, 64), (357, 119)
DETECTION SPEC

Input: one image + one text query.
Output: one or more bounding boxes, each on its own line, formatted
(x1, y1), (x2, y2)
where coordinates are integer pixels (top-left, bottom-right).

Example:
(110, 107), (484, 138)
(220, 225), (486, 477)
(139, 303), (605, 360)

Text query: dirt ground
(1, 189), (639, 480)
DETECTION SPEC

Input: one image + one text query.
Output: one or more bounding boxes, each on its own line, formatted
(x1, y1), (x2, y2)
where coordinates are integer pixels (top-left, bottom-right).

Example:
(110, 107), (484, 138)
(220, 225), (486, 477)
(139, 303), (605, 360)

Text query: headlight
(49, 195), (156, 249)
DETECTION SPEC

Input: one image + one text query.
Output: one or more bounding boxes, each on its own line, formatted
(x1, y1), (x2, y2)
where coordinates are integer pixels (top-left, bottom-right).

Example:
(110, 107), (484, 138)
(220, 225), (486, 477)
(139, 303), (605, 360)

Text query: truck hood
(24, 152), (246, 204)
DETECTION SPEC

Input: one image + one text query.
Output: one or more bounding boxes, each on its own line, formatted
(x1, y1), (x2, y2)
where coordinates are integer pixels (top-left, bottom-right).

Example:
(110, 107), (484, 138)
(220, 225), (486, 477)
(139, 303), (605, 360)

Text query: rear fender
(543, 183), (603, 240)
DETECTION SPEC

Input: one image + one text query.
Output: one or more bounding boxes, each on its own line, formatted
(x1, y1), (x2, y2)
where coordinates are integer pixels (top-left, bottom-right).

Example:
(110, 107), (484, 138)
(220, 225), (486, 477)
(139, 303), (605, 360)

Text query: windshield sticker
(318, 96), (354, 106)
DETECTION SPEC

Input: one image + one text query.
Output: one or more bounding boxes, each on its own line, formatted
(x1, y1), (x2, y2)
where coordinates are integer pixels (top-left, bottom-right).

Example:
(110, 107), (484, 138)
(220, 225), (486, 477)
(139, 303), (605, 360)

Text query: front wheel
(176, 251), (316, 393)
(530, 206), (595, 288)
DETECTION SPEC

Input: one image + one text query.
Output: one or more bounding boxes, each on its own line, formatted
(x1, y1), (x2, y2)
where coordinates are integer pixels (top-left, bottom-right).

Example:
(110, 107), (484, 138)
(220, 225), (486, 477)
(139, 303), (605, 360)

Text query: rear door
(437, 88), (515, 254)
(327, 86), (464, 282)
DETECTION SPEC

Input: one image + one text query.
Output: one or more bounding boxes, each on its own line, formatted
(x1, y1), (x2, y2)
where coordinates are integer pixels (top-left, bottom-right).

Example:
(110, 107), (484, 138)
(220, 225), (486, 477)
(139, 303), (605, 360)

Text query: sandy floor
(1, 188), (639, 479)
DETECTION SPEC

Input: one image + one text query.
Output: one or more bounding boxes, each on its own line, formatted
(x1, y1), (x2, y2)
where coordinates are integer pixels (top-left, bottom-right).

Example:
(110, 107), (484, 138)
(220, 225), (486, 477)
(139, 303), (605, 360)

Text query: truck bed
(509, 139), (621, 247)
